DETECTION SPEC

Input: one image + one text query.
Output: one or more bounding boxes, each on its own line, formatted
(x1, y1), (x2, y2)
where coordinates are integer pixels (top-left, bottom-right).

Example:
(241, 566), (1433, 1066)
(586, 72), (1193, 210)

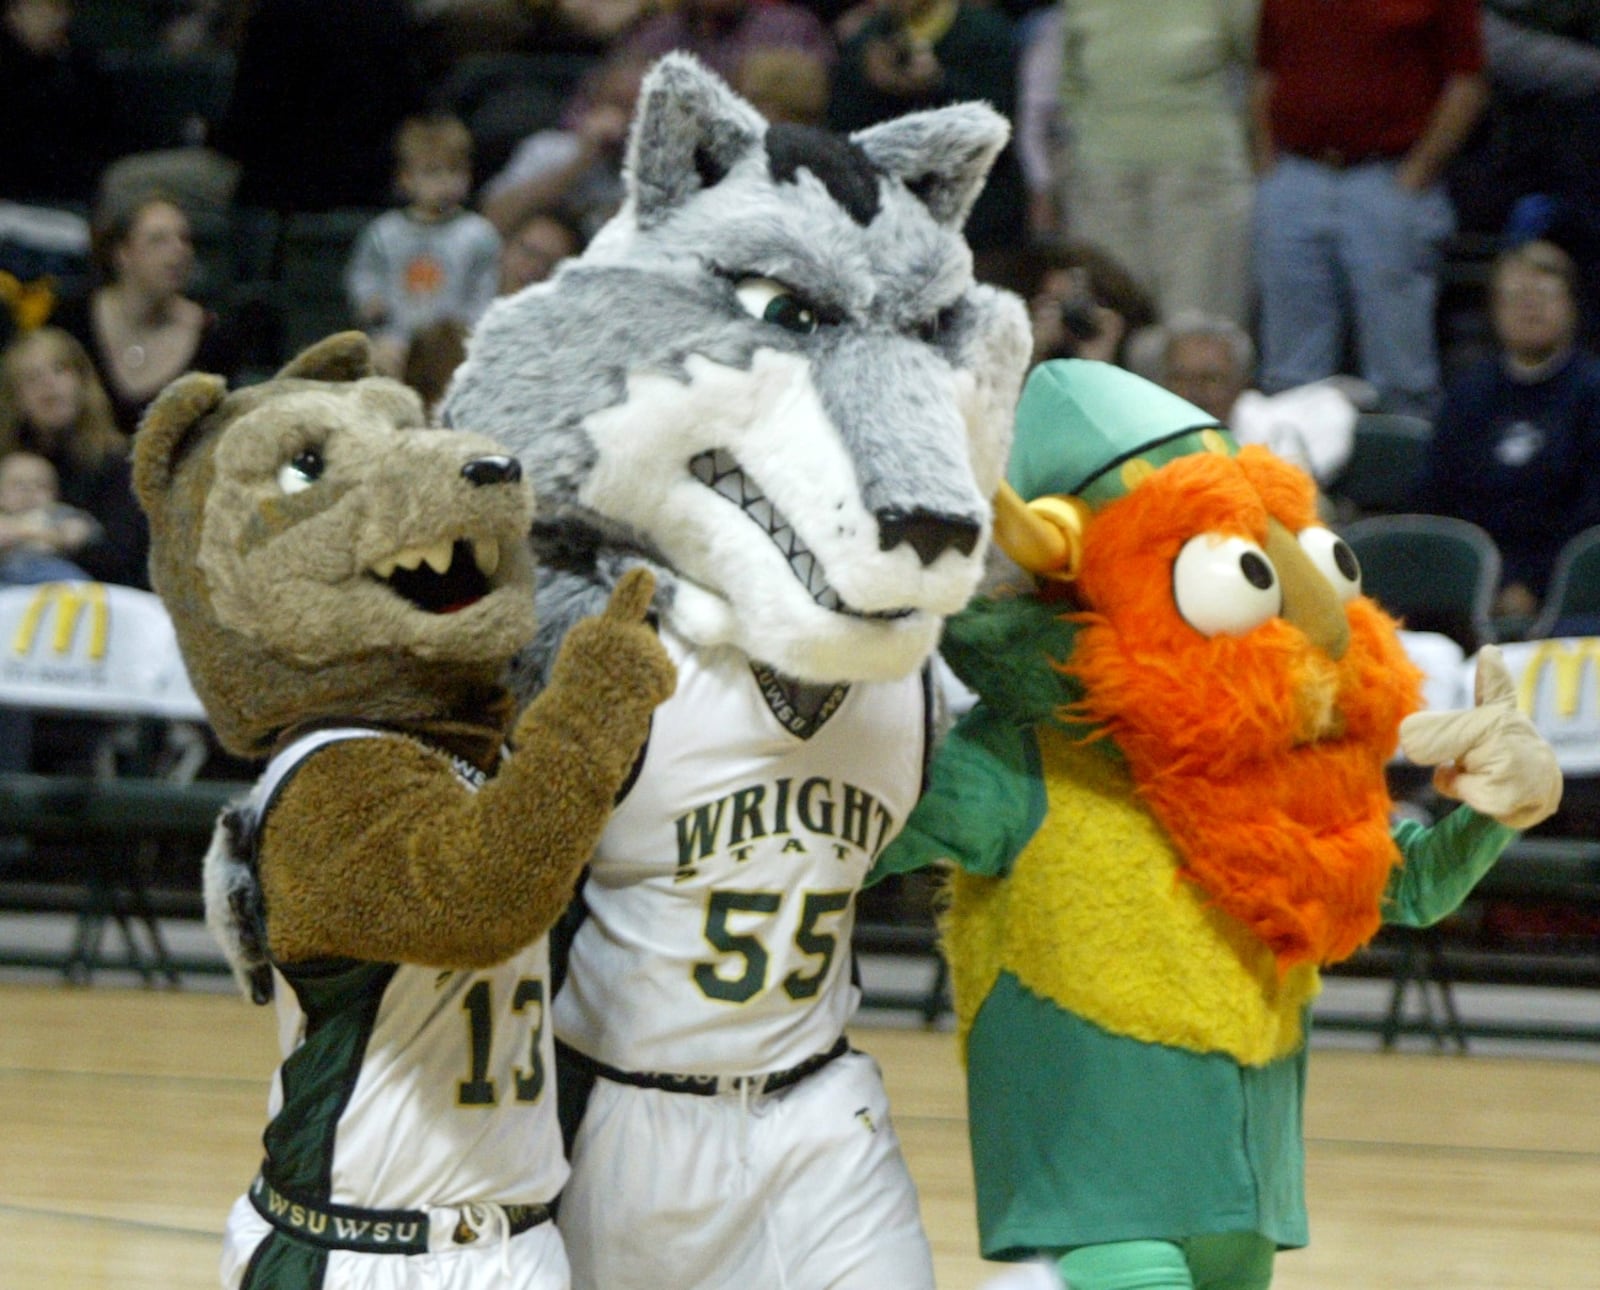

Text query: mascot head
(444, 52), (1030, 685)
(132, 333), (538, 758)
(998, 361), (1424, 968)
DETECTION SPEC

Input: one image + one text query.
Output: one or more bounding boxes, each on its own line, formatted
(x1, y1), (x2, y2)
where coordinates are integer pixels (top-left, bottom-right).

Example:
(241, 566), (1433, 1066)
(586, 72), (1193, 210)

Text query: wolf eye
(734, 277), (818, 334)
(277, 447), (324, 495)
(1173, 532), (1283, 637)
(915, 303), (962, 344)
(1299, 525), (1361, 601)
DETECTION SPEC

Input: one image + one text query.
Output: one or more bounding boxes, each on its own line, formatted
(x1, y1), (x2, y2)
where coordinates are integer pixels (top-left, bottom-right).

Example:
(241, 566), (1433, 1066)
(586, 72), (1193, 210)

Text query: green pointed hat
(1008, 359), (1236, 508)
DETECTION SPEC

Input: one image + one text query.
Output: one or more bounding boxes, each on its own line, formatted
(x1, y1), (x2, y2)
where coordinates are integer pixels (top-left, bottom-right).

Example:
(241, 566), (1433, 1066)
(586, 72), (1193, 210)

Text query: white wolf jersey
(220, 729), (568, 1290)
(553, 627), (929, 1074)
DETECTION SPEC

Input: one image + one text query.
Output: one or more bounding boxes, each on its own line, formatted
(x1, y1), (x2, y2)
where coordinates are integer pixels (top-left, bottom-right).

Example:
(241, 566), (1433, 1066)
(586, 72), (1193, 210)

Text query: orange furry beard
(1068, 597), (1422, 969)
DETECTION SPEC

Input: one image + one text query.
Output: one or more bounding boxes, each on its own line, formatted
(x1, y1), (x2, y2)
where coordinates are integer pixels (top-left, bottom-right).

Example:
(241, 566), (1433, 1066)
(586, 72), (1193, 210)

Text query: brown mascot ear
(132, 372), (229, 514)
(276, 331), (375, 383)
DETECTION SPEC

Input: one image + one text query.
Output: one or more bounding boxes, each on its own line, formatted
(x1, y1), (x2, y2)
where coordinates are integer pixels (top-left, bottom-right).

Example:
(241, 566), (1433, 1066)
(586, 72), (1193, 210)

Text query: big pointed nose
(461, 455), (523, 487)
(876, 507), (981, 567)
(1266, 519), (1350, 660)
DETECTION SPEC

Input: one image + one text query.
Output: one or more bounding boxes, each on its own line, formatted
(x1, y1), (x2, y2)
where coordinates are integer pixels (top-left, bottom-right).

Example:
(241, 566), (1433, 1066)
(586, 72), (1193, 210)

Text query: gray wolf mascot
(445, 52), (1030, 1290)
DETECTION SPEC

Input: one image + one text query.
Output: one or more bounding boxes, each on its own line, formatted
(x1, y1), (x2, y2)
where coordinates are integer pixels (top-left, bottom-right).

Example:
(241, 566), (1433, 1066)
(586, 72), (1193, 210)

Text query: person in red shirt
(1251, 0), (1489, 416)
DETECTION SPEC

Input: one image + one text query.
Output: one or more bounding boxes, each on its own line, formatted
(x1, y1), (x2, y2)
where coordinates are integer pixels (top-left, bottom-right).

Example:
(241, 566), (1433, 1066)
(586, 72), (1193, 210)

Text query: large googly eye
(1173, 533), (1283, 637)
(734, 277), (819, 335)
(276, 447), (324, 495)
(1298, 526), (1362, 602)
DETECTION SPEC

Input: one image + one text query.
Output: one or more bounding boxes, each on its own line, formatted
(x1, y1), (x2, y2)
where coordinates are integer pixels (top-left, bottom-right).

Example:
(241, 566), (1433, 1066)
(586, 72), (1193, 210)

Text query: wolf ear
(275, 331), (374, 383)
(132, 372), (229, 513)
(851, 103), (1010, 229)
(626, 51), (764, 225)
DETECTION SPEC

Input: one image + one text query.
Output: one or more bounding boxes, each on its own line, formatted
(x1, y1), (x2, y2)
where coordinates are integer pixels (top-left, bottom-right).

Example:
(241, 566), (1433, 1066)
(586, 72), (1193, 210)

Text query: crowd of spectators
(1, 0), (1599, 631)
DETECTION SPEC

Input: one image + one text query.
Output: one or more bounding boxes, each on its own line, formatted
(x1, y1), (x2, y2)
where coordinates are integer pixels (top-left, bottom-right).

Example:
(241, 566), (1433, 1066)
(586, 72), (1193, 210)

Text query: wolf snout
(876, 508), (981, 566)
(461, 455), (523, 487)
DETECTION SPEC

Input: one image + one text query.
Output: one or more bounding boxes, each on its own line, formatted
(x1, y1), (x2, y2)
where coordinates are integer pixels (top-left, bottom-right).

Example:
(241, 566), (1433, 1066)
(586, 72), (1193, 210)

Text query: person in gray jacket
(345, 114), (501, 377)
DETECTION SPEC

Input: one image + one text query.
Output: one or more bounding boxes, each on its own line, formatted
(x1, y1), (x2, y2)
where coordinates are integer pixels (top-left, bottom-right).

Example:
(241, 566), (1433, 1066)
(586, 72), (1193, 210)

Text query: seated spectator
(0, 448), (97, 585)
(1412, 239), (1600, 619)
(50, 190), (244, 436)
(0, 0), (111, 207)
(829, 0), (1026, 260)
(478, 51), (647, 243)
(1133, 313), (1253, 423)
(1129, 311), (1364, 487)
(613, 0), (835, 89)
(1022, 240), (1157, 370)
(0, 327), (146, 589)
(498, 211), (582, 295)
(346, 114), (502, 377)
(736, 45), (830, 126)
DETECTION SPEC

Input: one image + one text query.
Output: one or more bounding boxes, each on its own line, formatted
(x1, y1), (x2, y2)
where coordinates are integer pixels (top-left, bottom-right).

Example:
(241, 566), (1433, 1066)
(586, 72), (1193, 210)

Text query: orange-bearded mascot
(874, 361), (1563, 1290)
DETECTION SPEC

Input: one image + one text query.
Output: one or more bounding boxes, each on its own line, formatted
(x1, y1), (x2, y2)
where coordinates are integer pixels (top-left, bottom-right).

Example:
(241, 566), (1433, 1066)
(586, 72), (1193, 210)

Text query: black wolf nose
(462, 455), (522, 486)
(876, 508), (981, 567)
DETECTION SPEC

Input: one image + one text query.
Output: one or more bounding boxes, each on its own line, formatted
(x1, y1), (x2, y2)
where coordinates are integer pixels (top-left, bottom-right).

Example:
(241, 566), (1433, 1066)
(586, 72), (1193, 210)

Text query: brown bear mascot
(132, 331), (675, 1290)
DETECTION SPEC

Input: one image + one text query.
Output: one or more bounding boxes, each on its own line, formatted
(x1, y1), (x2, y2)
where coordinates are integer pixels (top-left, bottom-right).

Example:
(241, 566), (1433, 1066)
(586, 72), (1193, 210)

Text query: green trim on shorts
(264, 959), (398, 1199)
(241, 1228), (329, 1289)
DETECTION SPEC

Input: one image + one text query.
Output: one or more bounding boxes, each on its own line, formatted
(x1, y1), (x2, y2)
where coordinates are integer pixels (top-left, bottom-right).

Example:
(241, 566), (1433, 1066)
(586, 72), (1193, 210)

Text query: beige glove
(1398, 644), (1564, 829)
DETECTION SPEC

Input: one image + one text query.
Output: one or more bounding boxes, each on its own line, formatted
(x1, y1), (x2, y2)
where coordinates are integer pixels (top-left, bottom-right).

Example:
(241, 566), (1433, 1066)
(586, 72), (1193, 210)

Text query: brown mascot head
(132, 332), (538, 758)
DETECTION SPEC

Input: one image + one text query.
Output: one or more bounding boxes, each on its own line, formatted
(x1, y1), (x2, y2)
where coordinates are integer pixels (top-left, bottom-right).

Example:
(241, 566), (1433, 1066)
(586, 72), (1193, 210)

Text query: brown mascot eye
(277, 448), (325, 495)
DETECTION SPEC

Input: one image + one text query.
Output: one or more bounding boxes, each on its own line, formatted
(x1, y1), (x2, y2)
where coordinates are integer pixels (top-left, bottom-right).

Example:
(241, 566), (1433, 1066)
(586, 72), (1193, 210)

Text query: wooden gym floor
(1, 981), (1598, 1289)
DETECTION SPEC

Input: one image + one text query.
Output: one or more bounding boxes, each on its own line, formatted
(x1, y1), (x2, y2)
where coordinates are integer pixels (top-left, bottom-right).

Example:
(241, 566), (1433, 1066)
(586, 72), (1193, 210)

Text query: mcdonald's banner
(1488, 637), (1600, 776)
(0, 581), (206, 720)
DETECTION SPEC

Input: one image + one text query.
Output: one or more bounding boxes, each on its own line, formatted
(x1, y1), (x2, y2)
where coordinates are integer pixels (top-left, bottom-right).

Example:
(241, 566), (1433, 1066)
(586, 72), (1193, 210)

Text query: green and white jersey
(249, 728), (567, 1212)
(553, 628), (929, 1075)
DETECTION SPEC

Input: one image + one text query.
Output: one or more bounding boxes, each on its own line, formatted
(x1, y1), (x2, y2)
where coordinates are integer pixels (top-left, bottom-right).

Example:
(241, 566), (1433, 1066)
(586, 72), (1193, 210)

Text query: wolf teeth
(691, 449), (839, 614)
(793, 550), (818, 593)
(745, 496), (778, 535)
(688, 448), (910, 621)
(472, 539), (500, 575)
(422, 541), (454, 574)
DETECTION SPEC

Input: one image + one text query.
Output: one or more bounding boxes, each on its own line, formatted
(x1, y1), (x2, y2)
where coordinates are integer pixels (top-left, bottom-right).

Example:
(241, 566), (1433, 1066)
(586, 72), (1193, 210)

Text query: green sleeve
(939, 594), (1083, 727)
(869, 705), (1047, 885)
(1381, 806), (1518, 927)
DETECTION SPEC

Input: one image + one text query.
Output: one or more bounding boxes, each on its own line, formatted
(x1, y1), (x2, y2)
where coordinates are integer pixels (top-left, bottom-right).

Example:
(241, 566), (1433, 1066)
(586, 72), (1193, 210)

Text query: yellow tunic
(946, 727), (1320, 1066)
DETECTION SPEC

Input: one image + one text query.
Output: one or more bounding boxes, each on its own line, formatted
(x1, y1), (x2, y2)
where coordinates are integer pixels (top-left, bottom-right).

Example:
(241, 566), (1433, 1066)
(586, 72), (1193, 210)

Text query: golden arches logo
(9, 582), (109, 661)
(1514, 637), (1600, 719)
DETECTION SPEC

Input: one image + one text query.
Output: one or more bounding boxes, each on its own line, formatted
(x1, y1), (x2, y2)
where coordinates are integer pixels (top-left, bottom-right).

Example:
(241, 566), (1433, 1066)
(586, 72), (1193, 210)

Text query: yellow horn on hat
(992, 481), (1089, 581)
